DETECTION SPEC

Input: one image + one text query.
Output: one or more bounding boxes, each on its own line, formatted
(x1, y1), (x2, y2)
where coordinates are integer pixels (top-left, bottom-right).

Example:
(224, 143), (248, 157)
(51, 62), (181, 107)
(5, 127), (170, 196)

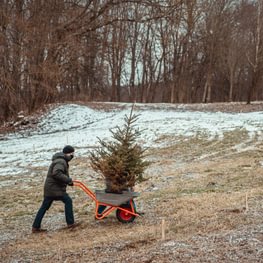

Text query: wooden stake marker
(161, 219), (166, 241)
(245, 192), (248, 211)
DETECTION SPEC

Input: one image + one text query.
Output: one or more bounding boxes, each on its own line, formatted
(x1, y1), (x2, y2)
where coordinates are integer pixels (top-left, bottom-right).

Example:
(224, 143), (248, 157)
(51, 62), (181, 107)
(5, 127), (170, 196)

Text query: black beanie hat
(63, 145), (75, 154)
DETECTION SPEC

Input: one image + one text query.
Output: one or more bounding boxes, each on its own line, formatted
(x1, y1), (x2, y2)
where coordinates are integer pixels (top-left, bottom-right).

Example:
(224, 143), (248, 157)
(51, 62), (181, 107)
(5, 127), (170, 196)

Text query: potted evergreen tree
(90, 106), (149, 193)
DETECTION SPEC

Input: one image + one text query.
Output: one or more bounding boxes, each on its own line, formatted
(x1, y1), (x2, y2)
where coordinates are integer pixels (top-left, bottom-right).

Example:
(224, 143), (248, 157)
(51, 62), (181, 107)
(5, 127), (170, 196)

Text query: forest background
(1, 0), (263, 124)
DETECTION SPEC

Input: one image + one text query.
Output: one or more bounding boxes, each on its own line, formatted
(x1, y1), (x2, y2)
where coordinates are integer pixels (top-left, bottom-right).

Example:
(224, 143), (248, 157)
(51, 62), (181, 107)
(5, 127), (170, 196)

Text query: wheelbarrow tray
(95, 190), (139, 206)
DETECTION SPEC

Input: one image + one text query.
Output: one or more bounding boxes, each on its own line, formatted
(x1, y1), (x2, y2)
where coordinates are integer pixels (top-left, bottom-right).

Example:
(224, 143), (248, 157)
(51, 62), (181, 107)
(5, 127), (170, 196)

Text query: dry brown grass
(1, 126), (263, 262)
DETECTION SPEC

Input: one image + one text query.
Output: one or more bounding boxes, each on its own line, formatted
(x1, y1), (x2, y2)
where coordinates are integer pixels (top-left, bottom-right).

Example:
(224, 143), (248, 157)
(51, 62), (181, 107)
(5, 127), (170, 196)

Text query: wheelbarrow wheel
(116, 204), (136, 223)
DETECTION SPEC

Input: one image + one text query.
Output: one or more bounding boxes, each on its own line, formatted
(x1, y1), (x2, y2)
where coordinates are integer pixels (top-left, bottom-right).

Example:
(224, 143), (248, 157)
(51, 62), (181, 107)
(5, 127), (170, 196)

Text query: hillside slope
(0, 102), (263, 262)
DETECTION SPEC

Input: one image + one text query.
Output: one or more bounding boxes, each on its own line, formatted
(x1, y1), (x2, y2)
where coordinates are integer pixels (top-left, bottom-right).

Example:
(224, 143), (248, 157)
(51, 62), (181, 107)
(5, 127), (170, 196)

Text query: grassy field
(1, 126), (263, 262)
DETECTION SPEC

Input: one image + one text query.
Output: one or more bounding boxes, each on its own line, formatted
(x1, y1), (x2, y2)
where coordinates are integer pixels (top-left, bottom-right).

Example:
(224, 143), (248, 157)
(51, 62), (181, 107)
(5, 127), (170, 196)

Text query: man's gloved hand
(68, 179), (74, 186)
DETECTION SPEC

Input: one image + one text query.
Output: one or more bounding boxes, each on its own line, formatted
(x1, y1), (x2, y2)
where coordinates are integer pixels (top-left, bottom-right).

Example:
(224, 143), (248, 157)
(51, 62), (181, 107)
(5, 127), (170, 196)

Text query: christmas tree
(90, 106), (149, 193)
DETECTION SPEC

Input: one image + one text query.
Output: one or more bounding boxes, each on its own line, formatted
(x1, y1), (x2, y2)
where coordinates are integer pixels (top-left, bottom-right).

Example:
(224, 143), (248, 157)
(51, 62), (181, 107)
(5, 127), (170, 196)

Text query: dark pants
(32, 194), (74, 229)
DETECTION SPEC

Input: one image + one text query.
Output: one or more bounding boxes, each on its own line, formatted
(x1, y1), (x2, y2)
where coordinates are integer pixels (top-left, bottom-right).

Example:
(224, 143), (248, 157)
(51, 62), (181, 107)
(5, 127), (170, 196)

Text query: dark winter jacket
(44, 152), (72, 197)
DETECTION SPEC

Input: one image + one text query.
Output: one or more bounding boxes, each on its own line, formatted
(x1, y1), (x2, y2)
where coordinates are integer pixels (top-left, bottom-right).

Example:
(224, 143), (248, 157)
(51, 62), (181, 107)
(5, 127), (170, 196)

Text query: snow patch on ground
(1, 103), (263, 176)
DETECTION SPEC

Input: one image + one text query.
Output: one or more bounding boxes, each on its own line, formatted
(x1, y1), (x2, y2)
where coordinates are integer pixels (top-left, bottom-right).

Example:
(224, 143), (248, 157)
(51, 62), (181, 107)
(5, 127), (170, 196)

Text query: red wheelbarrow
(73, 180), (140, 223)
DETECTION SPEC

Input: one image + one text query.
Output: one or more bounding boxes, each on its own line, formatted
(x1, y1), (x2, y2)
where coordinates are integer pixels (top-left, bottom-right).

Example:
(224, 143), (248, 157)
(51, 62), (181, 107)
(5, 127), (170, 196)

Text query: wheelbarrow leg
(95, 202), (116, 220)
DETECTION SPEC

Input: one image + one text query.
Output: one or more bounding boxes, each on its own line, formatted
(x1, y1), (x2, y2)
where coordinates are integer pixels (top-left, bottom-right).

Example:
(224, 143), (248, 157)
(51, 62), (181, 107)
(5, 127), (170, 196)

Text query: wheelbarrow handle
(73, 180), (96, 201)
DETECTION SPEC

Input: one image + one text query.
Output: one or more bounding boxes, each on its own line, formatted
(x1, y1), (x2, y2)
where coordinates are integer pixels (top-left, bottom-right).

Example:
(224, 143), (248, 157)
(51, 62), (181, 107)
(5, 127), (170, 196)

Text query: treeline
(1, 0), (263, 123)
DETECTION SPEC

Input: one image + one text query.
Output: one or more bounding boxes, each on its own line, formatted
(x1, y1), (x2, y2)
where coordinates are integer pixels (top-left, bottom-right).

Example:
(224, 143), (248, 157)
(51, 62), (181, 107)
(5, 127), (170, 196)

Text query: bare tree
(245, 0), (263, 104)
(1, 0), (263, 124)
